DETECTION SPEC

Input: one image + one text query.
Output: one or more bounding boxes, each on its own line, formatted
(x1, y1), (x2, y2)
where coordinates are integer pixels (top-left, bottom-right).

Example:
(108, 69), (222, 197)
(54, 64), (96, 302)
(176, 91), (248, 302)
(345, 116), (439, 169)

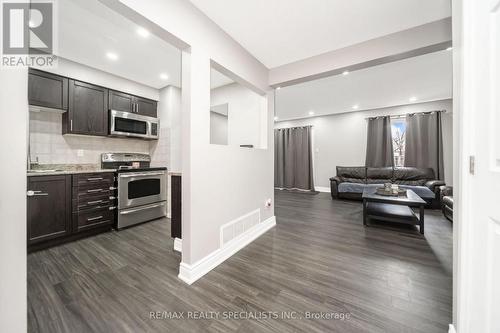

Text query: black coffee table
(362, 187), (426, 234)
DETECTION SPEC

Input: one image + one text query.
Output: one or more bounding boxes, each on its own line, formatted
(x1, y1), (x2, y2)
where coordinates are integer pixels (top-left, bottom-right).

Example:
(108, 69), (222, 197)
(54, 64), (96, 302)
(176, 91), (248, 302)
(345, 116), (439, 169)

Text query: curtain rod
(365, 109), (447, 120)
(275, 125), (313, 130)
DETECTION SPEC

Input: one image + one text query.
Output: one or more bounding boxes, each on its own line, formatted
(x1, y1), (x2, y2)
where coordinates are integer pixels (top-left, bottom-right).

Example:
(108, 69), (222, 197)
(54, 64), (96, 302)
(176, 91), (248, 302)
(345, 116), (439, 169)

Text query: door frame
(453, 0), (499, 331)
(452, 0), (470, 330)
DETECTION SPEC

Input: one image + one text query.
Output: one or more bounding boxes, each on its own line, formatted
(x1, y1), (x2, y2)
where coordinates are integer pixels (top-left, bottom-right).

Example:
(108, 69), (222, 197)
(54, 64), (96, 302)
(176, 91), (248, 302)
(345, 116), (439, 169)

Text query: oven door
(118, 171), (167, 209)
(110, 110), (155, 139)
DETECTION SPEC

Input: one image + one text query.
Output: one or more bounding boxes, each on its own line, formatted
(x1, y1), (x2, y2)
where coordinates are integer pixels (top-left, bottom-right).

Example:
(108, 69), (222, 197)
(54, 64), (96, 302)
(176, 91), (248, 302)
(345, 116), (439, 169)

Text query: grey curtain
(365, 116), (394, 167)
(405, 112), (444, 180)
(274, 126), (315, 191)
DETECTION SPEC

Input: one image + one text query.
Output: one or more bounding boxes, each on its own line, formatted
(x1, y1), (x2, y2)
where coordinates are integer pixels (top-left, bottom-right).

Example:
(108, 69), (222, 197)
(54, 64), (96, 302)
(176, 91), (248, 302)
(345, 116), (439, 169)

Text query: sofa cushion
(366, 167), (393, 184)
(338, 182), (366, 193)
(392, 167), (435, 186)
(399, 185), (435, 199)
(336, 166), (366, 184)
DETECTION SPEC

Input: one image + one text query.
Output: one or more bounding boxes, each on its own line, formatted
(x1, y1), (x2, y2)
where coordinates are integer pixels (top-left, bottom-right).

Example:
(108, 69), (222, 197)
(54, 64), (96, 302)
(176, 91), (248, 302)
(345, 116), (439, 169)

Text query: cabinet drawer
(72, 193), (115, 212)
(73, 173), (114, 187)
(72, 185), (113, 201)
(75, 207), (114, 232)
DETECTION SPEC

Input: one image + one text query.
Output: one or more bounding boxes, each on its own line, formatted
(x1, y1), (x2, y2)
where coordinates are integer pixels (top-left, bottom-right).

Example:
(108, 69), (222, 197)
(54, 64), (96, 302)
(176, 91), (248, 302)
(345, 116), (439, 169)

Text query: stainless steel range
(101, 153), (167, 229)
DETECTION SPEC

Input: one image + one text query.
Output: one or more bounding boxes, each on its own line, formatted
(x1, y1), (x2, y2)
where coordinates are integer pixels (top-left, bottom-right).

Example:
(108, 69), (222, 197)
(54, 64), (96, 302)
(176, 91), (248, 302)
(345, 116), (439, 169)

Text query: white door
(455, 0), (500, 332)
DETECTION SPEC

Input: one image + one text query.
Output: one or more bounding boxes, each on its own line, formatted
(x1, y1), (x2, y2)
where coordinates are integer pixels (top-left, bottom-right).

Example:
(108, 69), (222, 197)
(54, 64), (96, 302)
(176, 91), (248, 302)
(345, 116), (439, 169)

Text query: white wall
(275, 99), (453, 187)
(210, 111), (228, 145)
(151, 85), (182, 172)
(114, 0), (274, 266)
(35, 57), (160, 101)
(0, 69), (28, 332)
(211, 83), (266, 148)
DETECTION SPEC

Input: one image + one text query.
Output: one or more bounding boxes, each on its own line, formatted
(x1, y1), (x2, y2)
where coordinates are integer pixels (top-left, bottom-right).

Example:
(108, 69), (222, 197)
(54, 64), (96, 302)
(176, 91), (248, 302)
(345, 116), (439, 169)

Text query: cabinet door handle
(87, 215), (103, 222)
(109, 206), (116, 210)
(109, 186), (117, 190)
(136, 103), (139, 114)
(87, 177), (103, 181)
(109, 196), (116, 200)
(87, 200), (104, 205)
(87, 188), (103, 193)
(27, 190), (48, 197)
(70, 119), (73, 131)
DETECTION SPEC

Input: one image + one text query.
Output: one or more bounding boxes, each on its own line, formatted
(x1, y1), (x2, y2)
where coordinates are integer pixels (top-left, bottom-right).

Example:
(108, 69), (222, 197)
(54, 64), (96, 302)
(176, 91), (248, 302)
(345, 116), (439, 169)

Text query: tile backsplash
(29, 112), (155, 165)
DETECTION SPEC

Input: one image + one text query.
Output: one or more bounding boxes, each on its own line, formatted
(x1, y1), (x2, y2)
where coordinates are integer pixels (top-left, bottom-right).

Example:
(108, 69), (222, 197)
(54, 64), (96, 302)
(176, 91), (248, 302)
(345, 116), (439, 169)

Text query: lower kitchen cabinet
(72, 172), (116, 233)
(27, 175), (72, 246)
(27, 173), (116, 252)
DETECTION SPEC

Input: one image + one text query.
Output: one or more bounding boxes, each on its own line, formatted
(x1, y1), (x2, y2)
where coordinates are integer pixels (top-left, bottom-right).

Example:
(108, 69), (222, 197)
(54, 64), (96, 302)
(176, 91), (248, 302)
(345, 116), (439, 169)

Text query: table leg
(363, 199), (367, 226)
(419, 204), (425, 234)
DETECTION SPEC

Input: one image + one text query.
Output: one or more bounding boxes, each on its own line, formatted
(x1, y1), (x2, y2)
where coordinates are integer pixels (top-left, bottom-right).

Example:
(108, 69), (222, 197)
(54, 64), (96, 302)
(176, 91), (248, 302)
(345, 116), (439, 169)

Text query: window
(391, 118), (406, 167)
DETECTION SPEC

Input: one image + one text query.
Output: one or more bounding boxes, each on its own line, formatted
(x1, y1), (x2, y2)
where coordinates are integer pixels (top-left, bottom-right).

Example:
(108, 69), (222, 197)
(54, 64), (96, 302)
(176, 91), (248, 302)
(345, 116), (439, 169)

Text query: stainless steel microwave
(109, 110), (159, 140)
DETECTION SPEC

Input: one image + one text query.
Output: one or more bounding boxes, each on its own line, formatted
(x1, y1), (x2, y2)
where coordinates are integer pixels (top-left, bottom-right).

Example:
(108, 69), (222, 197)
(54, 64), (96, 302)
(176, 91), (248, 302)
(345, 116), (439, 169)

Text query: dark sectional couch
(330, 166), (446, 208)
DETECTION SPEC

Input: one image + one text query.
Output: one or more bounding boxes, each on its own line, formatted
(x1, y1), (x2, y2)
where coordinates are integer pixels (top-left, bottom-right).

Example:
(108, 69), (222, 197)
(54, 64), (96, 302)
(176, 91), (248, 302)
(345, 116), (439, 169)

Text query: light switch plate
(77, 149), (84, 157)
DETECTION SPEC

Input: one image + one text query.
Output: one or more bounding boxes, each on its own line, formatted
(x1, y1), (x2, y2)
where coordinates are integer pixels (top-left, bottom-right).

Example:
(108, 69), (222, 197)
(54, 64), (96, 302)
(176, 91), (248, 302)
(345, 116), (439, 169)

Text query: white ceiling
(189, 0), (451, 68)
(57, 0), (181, 89)
(275, 49), (452, 121)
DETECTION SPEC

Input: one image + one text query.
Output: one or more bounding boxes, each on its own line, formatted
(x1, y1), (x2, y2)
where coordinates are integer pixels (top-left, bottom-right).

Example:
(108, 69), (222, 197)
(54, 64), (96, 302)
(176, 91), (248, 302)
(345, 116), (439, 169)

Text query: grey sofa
(439, 185), (453, 221)
(330, 166), (446, 208)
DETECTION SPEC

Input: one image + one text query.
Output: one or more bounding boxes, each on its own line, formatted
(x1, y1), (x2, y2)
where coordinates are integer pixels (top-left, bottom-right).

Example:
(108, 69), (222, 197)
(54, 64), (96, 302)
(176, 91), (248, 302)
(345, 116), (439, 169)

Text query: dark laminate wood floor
(28, 191), (453, 333)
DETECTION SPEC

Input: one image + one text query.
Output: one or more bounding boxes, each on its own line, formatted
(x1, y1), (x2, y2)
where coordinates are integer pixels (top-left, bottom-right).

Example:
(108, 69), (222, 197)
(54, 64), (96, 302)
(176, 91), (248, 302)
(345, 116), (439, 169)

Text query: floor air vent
(220, 209), (261, 246)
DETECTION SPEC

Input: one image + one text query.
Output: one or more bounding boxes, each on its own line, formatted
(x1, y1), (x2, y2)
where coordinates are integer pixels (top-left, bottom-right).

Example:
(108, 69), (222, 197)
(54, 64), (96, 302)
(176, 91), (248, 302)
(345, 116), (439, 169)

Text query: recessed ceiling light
(352, 104), (359, 110)
(276, 86), (281, 90)
(308, 111), (315, 116)
(106, 52), (118, 61)
(274, 116), (279, 121)
(137, 27), (150, 38)
(446, 46), (453, 51)
(409, 96), (417, 102)
(342, 71), (349, 76)
(159, 73), (169, 80)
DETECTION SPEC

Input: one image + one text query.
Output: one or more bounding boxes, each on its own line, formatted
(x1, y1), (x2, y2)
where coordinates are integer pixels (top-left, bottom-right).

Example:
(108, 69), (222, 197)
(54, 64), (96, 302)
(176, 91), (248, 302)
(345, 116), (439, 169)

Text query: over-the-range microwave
(109, 110), (159, 140)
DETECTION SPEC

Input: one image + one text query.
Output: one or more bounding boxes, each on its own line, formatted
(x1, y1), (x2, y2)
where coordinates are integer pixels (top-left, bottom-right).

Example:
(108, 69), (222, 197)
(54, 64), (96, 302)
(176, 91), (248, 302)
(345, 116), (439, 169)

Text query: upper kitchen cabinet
(109, 90), (157, 118)
(63, 80), (109, 136)
(108, 90), (135, 113)
(28, 68), (68, 111)
(135, 97), (157, 117)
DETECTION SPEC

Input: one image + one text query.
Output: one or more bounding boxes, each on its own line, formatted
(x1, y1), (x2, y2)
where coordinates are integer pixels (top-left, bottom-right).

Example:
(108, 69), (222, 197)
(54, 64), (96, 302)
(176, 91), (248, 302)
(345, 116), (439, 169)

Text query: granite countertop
(27, 164), (116, 177)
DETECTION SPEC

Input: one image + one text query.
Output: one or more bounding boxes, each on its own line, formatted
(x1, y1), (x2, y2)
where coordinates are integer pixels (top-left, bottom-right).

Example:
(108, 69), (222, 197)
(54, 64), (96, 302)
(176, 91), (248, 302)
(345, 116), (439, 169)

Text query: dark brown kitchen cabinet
(135, 97), (157, 117)
(27, 175), (71, 246)
(63, 80), (108, 136)
(72, 173), (116, 233)
(108, 90), (135, 113)
(28, 68), (68, 110)
(109, 90), (157, 117)
(27, 173), (116, 252)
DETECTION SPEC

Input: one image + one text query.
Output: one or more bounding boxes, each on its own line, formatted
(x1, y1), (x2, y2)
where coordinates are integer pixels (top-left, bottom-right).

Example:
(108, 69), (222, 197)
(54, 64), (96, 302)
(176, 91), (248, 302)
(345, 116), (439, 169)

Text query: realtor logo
(1, 1), (56, 68)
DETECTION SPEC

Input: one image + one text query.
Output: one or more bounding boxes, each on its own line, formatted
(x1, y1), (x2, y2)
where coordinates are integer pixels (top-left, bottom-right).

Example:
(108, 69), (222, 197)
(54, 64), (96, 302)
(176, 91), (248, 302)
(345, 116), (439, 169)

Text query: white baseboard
(178, 215), (276, 285)
(315, 186), (330, 193)
(173, 238), (182, 252)
(448, 324), (456, 333)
